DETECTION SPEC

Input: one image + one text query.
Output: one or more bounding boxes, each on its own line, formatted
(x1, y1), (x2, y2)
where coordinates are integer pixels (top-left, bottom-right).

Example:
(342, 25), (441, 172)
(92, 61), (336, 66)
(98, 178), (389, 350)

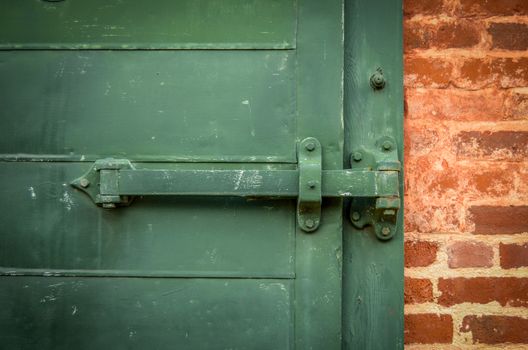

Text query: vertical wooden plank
(343, 0), (404, 349)
(295, 0), (344, 348)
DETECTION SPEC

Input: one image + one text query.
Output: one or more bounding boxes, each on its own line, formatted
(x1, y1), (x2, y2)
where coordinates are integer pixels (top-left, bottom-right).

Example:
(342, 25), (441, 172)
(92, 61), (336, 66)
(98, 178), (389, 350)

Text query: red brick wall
(403, 0), (528, 347)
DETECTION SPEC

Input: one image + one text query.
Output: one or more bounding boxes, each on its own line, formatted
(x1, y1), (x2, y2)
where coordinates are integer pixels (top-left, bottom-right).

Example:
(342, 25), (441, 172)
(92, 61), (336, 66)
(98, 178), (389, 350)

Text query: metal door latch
(71, 137), (401, 238)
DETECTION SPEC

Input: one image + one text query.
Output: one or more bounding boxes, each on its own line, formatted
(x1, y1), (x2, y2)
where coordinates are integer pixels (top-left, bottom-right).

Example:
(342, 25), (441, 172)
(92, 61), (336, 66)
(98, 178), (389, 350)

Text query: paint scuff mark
(234, 170), (244, 190)
(40, 295), (57, 303)
(28, 187), (36, 199)
(59, 191), (75, 211)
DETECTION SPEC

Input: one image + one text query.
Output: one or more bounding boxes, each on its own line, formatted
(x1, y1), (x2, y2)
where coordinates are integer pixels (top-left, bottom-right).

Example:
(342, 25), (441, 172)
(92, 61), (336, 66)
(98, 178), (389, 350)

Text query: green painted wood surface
(343, 0), (404, 349)
(0, 0), (404, 348)
(0, 50), (296, 162)
(294, 0), (343, 347)
(0, 162), (295, 277)
(0, 0), (296, 49)
(0, 277), (293, 349)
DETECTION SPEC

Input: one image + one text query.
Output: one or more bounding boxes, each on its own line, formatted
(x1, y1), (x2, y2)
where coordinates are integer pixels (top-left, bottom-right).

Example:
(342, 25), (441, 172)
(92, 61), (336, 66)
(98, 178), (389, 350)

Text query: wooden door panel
(0, 0), (296, 49)
(0, 50), (296, 162)
(0, 162), (295, 276)
(0, 277), (293, 350)
(0, 0), (347, 349)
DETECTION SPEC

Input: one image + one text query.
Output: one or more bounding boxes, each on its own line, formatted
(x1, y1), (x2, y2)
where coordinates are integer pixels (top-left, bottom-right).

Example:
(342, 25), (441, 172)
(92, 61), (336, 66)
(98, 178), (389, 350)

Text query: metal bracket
(71, 137), (401, 237)
(71, 158), (135, 208)
(297, 137), (322, 232)
(349, 137), (401, 240)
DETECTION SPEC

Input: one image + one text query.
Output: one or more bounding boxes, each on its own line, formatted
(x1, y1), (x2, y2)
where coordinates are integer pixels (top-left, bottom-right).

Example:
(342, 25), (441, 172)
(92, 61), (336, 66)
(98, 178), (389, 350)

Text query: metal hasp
(348, 138), (401, 240)
(71, 137), (401, 236)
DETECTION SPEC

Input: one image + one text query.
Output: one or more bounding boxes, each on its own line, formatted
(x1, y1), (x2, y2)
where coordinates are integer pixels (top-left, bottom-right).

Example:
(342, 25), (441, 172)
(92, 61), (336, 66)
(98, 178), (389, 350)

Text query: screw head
(381, 226), (391, 236)
(305, 219), (315, 229)
(382, 141), (393, 151)
(79, 178), (90, 188)
(305, 142), (316, 152)
(351, 211), (361, 221)
(352, 151), (363, 162)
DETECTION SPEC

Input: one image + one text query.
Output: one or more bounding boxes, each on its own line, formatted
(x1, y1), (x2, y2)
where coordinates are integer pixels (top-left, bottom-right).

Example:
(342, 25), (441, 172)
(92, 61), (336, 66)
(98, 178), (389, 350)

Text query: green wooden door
(0, 0), (403, 349)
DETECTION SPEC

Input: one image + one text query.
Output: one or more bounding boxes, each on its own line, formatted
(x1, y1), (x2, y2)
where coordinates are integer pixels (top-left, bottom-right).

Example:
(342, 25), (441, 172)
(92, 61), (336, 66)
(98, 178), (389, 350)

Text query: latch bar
(71, 138), (401, 236)
(73, 168), (399, 199)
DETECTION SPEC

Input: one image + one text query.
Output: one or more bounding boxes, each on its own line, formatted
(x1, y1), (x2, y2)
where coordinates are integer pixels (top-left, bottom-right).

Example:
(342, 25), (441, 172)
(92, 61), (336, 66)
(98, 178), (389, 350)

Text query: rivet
(352, 151), (363, 162)
(305, 219), (315, 229)
(307, 180), (317, 189)
(381, 226), (391, 236)
(305, 142), (316, 152)
(382, 141), (393, 151)
(79, 178), (90, 188)
(351, 212), (361, 221)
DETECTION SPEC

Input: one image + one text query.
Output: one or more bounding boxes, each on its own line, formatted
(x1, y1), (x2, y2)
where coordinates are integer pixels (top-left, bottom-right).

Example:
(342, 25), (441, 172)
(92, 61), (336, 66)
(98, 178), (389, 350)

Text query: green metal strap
(71, 138), (400, 235)
(297, 137), (322, 232)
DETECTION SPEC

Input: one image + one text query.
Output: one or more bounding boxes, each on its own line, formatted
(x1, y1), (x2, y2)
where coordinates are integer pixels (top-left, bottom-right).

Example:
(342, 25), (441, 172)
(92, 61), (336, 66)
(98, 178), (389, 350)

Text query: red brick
(438, 277), (528, 306)
(457, 57), (528, 89)
(470, 206), (528, 234)
(404, 314), (453, 344)
(489, 23), (528, 51)
(405, 56), (454, 88)
(455, 131), (528, 161)
(458, 0), (528, 17)
(461, 315), (528, 344)
(447, 241), (493, 268)
(500, 243), (528, 268)
(406, 88), (506, 121)
(505, 91), (528, 120)
(405, 278), (434, 304)
(467, 165), (520, 198)
(405, 240), (438, 267)
(404, 0), (445, 17)
(404, 123), (441, 157)
(405, 20), (481, 51)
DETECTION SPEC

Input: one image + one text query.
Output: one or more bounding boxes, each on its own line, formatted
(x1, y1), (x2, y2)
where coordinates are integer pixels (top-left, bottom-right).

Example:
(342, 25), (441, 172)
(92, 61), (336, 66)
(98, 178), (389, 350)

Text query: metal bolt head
(305, 142), (316, 152)
(307, 180), (317, 189)
(352, 151), (363, 162)
(305, 219), (315, 229)
(351, 211), (361, 221)
(381, 226), (391, 236)
(79, 178), (90, 188)
(370, 70), (386, 90)
(382, 141), (393, 151)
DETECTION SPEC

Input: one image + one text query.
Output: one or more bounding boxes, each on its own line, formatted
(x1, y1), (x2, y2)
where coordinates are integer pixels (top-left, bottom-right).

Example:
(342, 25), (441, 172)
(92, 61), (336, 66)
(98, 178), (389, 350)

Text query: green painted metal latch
(71, 137), (400, 238)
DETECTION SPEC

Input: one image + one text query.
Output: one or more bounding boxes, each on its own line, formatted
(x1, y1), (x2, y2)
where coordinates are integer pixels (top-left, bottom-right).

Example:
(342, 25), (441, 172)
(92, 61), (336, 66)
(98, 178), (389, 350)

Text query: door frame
(343, 0), (404, 349)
